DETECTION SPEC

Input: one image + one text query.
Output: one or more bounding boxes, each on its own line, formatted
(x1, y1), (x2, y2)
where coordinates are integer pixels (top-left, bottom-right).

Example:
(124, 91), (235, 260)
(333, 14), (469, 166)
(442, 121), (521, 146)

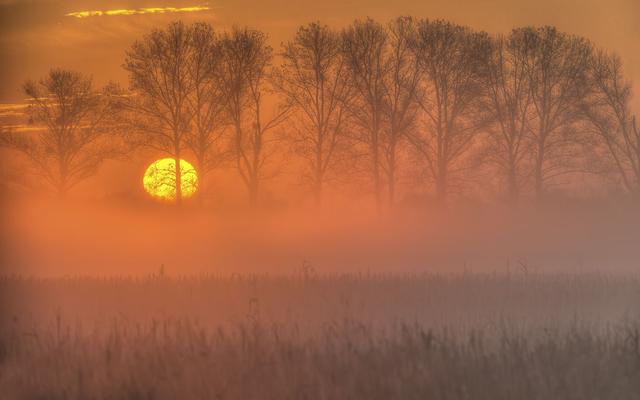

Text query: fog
(2, 3), (640, 399)
(0, 1), (638, 278)
(2, 194), (637, 277)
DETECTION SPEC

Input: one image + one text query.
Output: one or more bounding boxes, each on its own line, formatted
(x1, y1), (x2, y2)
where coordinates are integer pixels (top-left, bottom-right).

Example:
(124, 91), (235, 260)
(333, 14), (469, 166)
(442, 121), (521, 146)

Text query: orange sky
(0, 0), (638, 108)
(0, 1), (638, 278)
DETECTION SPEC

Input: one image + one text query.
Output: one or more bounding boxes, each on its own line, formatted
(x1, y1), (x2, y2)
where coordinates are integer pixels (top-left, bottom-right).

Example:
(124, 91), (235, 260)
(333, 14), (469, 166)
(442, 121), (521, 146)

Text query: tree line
(1, 18), (638, 207)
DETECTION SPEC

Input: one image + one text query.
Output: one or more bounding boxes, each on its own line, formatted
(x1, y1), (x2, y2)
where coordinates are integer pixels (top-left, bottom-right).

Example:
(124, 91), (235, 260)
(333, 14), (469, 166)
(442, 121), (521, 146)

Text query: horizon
(1, 2), (640, 398)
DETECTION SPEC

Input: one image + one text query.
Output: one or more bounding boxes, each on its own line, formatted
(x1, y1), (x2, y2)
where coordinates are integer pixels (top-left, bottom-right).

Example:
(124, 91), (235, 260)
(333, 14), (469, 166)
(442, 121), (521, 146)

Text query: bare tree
(583, 50), (640, 197)
(124, 21), (196, 205)
(185, 22), (227, 204)
(341, 18), (389, 210)
(217, 27), (289, 206)
(409, 20), (491, 204)
(483, 32), (535, 203)
(519, 26), (593, 200)
(382, 16), (421, 205)
(273, 22), (351, 206)
(0, 69), (123, 196)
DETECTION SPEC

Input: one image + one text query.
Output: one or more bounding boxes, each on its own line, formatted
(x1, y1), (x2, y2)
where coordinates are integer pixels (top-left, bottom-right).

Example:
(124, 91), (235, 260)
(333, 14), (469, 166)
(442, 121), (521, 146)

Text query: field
(1, 273), (640, 399)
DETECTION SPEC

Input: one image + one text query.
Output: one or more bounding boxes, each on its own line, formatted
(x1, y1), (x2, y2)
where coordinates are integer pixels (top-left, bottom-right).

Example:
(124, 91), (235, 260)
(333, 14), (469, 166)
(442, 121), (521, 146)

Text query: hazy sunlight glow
(143, 158), (198, 201)
(66, 6), (210, 18)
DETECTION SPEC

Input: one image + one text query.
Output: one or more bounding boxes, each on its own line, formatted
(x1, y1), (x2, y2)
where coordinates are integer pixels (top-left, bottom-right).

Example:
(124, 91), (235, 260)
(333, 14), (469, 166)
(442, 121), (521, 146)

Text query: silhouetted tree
(409, 20), (491, 204)
(382, 16), (421, 206)
(217, 27), (289, 206)
(483, 32), (535, 203)
(273, 22), (351, 206)
(124, 21), (196, 205)
(583, 50), (640, 197)
(185, 22), (227, 204)
(0, 69), (123, 196)
(9, 17), (635, 207)
(341, 19), (389, 210)
(519, 26), (593, 200)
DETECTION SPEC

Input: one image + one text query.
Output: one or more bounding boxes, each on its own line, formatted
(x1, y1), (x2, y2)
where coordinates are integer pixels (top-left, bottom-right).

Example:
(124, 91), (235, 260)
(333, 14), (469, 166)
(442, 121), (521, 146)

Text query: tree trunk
(534, 141), (545, 202)
(388, 141), (397, 207)
(197, 157), (206, 207)
(248, 177), (259, 207)
(313, 181), (323, 208)
(314, 147), (323, 207)
(174, 153), (182, 206)
(435, 160), (447, 206)
(507, 159), (519, 205)
(388, 173), (396, 206)
(372, 135), (381, 212)
(436, 179), (447, 205)
(57, 158), (68, 199)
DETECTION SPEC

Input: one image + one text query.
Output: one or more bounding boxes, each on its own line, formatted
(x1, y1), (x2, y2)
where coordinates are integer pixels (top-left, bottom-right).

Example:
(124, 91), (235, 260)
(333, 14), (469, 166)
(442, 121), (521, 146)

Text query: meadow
(1, 273), (639, 399)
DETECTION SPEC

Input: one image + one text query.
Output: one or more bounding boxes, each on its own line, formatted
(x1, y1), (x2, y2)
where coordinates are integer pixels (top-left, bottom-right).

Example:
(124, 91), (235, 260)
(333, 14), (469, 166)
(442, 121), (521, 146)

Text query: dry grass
(1, 273), (639, 399)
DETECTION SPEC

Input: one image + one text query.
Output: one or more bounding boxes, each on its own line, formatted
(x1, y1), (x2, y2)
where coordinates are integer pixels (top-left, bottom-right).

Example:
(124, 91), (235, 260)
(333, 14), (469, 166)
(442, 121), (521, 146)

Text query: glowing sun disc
(143, 158), (198, 201)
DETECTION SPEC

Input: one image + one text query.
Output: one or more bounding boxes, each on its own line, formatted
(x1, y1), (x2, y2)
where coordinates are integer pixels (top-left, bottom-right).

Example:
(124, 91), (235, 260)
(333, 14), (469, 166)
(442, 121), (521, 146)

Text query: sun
(143, 158), (198, 201)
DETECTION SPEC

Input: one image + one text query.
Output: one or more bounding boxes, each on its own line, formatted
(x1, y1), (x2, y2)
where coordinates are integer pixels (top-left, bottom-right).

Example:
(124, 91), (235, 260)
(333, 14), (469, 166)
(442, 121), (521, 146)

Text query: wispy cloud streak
(66, 6), (210, 18)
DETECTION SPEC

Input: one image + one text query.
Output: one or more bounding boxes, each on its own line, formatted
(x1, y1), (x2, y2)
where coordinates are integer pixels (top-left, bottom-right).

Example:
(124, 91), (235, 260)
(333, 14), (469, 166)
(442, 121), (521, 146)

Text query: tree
(583, 50), (640, 197)
(273, 22), (351, 206)
(124, 21), (197, 205)
(409, 20), (491, 204)
(483, 32), (535, 203)
(382, 16), (421, 205)
(519, 26), (593, 200)
(341, 18), (389, 210)
(0, 69), (123, 196)
(185, 22), (227, 204)
(217, 27), (289, 206)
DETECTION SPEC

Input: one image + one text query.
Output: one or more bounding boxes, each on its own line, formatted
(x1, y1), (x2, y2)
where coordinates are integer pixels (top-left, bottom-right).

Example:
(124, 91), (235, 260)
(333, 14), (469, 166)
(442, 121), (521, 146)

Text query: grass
(1, 273), (639, 399)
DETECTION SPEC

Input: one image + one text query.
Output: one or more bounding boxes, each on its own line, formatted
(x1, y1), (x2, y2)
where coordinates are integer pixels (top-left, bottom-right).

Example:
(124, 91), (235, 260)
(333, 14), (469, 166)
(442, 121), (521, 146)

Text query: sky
(0, 0), (638, 277)
(0, 0), (638, 105)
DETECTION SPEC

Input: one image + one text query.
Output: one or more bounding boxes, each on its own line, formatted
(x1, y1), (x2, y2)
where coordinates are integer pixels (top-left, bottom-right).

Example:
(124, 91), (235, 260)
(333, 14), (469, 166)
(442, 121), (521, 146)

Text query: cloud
(66, 5), (210, 19)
